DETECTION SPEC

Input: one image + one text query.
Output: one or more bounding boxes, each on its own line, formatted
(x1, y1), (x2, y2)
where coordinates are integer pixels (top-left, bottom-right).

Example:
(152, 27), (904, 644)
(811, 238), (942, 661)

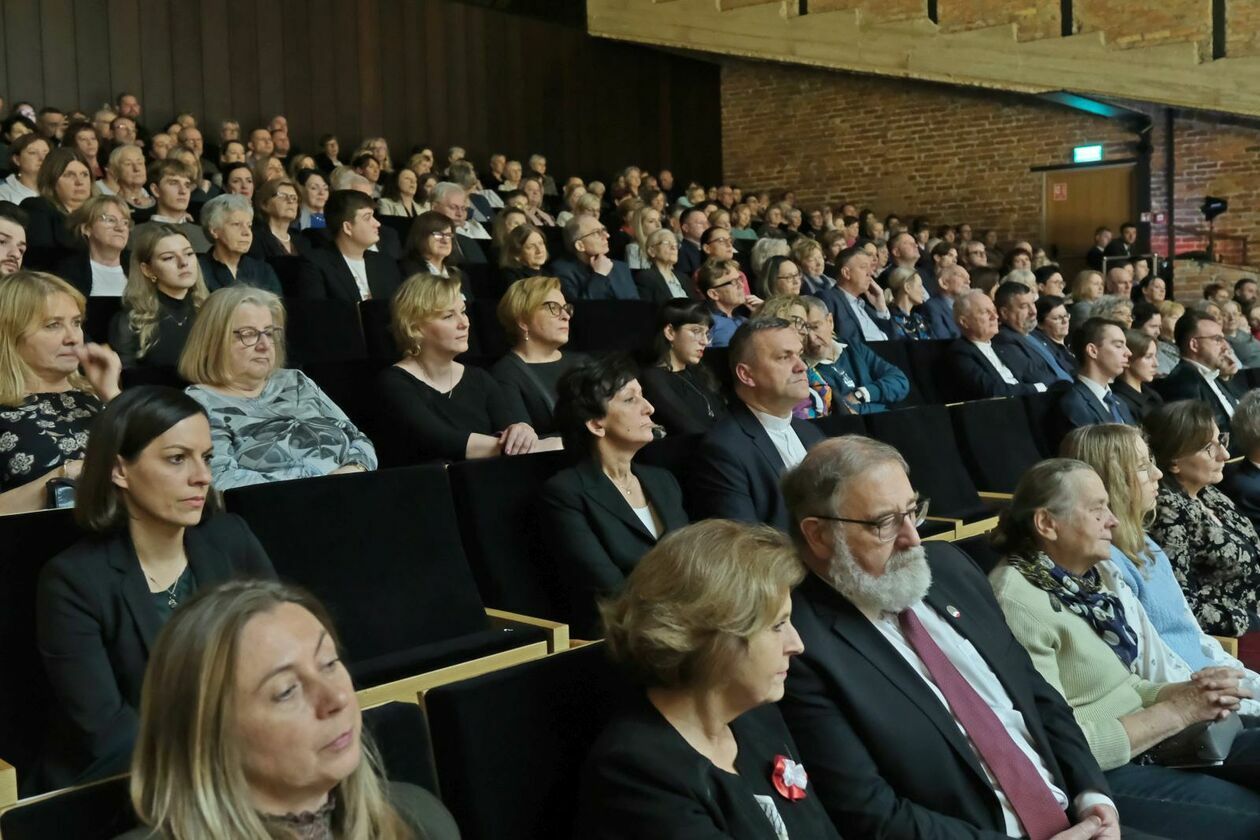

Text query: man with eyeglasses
(698, 259), (762, 348)
(551, 214), (638, 301)
(130, 159), (211, 252)
(430, 181), (489, 265)
(780, 437), (1126, 840)
(1156, 309), (1242, 438)
(801, 297), (909, 414)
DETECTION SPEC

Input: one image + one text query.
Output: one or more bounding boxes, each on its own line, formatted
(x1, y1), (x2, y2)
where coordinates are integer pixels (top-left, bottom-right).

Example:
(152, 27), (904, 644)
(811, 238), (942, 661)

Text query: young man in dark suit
(1154, 309), (1238, 436)
(296, 189), (402, 302)
(1053, 318), (1137, 441)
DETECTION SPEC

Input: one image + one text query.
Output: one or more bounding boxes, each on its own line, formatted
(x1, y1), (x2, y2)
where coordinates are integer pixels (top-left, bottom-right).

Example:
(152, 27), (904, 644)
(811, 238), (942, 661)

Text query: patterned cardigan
(1149, 483), (1260, 637)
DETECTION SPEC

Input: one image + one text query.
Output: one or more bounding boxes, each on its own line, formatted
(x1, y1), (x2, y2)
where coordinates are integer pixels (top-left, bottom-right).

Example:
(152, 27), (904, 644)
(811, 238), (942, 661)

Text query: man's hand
(744, 294), (764, 313)
(1077, 804), (1121, 840)
(1050, 816), (1102, 840)
(864, 279), (889, 312)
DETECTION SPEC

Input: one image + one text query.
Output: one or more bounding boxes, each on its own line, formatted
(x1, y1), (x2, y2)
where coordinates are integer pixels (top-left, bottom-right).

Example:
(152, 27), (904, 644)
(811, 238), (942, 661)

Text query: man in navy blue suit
(550, 215), (639, 301)
(992, 281), (1073, 387)
(1052, 317), (1137, 441)
(919, 263), (969, 339)
(831, 246), (899, 345)
(948, 290), (1052, 399)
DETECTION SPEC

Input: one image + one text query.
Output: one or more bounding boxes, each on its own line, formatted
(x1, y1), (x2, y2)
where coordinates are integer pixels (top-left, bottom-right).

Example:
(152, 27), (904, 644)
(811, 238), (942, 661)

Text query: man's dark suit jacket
(947, 338), (1045, 399)
(918, 295), (960, 339)
(538, 458), (688, 636)
(295, 245), (403, 302)
(1221, 459), (1260, 536)
(53, 249), (132, 299)
(992, 324), (1061, 386)
(550, 256), (639, 301)
(34, 514), (276, 790)
(1086, 245), (1106, 272)
(687, 401), (825, 530)
(453, 233), (486, 266)
(1052, 378), (1136, 442)
(634, 265), (699, 303)
(781, 542), (1109, 838)
(676, 239), (704, 278)
(577, 695), (841, 839)
(831, 289), (898, 345)
(198, 252), (284, 296)
(1152, 360), (1235, 434)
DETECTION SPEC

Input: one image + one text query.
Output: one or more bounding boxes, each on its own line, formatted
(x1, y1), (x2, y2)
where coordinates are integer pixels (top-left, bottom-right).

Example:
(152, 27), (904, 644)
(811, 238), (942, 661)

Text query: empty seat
(424, 643), (629, 840)
(467, 298), (511, 359)
(267, 254), (304, 298)
(866, 340), (920, 406)
(299, 358), (389, 446)
(283, 298), (366, 365)
(1021, 390), (1061, 457)
(904, 339), (956, 404)
(447, 451), (572, 622)
(119, 366), (186, 390)
(362, 701), (440, 795)
(949, 398), (1043, 493)
(0, 774), (133, 840)
(567, 300), (657, 354)
(224, 466), (551, 693)
(811, 412), (867, 438)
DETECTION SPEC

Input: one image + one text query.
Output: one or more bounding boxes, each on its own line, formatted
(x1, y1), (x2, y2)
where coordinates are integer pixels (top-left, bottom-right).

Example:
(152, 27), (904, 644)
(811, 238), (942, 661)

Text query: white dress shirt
(841, 288), (889, 343)
(342, 254), (371, 300)
(750, 408), (807, 470)
(458, 218), (491, 240)
(88, 261), (127, 297)
(858, 599), (1113, 837)
(971, 340), (1047, 393)
(1077, 375), (1114, 412)
(1186, 358), (1236, 418)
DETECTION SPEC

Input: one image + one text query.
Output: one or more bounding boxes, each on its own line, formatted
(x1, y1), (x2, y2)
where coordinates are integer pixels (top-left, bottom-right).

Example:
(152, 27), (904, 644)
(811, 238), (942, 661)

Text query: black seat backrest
(0, 508), (81, 786)
(1021, 390), (1060, 457)
(905, 339), (955, 404)
(811, 412), (867, 438)
(298, 358), (388, 445)
(636, 433), (703, 486)
(567, 300), (657, 354)
(954, 533), (1002, 574)
(447, 451), (572, 622)
(267, 254), (304, 298)
(949, 398), (1043, 493)
(358, 298), (400, 363)
(424, 643), (629, 840)
(362, 701), (439, 795)
(867, 340), (920, 407)
(119, 366), (187, 390)
(467, 298), (510, 359)
(865, 405), (987, 520)
(84, 297), (122, 344)
(699, 346), (734, 398)
(283, 298), (366, 365)
(224, 467), (491, 671)
(0, 774), (134, 840)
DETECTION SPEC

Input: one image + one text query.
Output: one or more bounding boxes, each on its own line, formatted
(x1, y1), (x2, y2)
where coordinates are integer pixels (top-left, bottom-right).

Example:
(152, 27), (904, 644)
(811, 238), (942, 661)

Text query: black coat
(947, 338), (1046, 399)
(991, 324), (1062, 387)
(687, 401), (825, 530)
(295, 246), (403, 302)
(34, 513), (276, 790)
(1152, 360), (1237, 435)
(52, 249), (132, 299)
(634, 265), (699, 304)
(538, 458), (688, 636)
(781, 542), (1109, 838)
(1112, 378), (1164, 423)
(1221, 459), (1260, 538)
(577, 695), (842, 840)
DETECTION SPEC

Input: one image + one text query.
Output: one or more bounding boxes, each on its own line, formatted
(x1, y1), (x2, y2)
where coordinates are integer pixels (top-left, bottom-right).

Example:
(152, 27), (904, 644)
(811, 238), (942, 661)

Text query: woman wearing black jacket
(638, 299), (726, 436)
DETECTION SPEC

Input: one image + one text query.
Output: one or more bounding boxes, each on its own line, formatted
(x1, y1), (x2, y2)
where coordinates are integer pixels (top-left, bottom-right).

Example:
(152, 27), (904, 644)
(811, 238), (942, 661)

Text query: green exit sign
(1073, 144), (1104, 164)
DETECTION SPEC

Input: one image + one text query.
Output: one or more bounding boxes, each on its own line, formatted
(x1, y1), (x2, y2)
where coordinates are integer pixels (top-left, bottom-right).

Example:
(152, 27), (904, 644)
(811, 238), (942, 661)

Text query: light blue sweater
(1109, 537), (1210, 671)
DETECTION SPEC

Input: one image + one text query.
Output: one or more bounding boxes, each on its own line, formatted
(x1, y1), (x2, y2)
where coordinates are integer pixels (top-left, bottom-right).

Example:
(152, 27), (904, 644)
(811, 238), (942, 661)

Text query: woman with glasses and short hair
(249, 177), (308, 259)
(54, 195), (132, 298)
(1030, 295), (1077, 377)
(638, 299), (726, 436)
(180, 286), (376, 488)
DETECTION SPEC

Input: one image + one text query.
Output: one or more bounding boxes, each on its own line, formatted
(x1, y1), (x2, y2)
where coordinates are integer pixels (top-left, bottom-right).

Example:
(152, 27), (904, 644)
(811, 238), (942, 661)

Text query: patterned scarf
(793, 366), (833, 420)
(1008, 551), (1140, 671)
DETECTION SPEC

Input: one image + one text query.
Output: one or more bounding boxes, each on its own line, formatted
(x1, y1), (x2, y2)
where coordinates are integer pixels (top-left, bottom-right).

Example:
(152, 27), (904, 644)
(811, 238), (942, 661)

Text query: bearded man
(776, 437), (1140, 840)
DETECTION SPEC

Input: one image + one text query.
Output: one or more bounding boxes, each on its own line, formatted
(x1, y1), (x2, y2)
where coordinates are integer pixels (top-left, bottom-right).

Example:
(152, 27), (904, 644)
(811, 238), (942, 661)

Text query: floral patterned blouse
(1149, 483), (1260, 637)
(0, 391), (103, 492)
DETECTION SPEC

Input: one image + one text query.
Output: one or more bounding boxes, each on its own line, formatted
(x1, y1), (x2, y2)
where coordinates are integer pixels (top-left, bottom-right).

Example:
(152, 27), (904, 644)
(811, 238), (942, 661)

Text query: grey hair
(781, 436), (910, 551)
(429, 182), (465, 206)
(1090, 294), (1132, 321)
(528, 153), (545, 167)
(1002, 268), (1036, 290)
(990, 458), (1094, 557)
(953, 288), (991, 320)
(199, 193), (252, 236)
(1233, 391), (1260, 455)
(751, 237), (791, 281)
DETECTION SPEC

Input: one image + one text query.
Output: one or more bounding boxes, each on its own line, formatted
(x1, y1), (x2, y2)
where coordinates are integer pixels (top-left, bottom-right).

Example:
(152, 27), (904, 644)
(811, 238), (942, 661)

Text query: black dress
(1112, 378), (1165, 422)
(108, 291), (197, 368)
(373, 364), (531, 465)
(639, 364), (726, 436)
(490, 351), (588, 437)
(0, 390), (102, 493)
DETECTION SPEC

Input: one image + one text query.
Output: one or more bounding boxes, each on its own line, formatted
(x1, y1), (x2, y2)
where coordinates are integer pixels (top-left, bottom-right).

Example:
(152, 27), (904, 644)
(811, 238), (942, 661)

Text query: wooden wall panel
(0, 0), (721, 187)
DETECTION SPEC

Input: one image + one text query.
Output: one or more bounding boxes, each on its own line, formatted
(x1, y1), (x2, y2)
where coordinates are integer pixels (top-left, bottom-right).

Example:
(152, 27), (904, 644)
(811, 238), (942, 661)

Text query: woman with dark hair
(638, 299), (726, 436)
(756, 255), (802, 300)
(249, 177), (309, 259)
(497, 222), (549, 288)
(62, 121), (103, 180)
(401, 211), (466, 296)
(0, 133), (49, 206)
(1113, 329), (1164, 421)
(1030, 294), (1077, 376)
(33, 386), (275, 790)
(377, 167), (420, 218)
(21, 147), (94, 255)
(296, 168), (329, 230)
(539, 355), (688, 636)
(220, 161), (254, 199)
(1035, 264), (1066, 297)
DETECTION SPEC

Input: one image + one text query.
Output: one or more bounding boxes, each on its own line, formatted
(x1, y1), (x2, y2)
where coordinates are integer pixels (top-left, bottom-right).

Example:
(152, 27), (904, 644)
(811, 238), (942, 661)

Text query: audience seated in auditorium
(551, 215), (638, 302)
(296, 189), (401, 302)
(1144, 400), (1260, 637)
(539, 356), (687, 636)
(247, 177), (308, 260)
(399, 210), (467, 297)
(491, 275), (588, 436)
(22, 147), (94, 254)
(0, 271), (120, 514)
(0, 133), (49, 206)
(1061, 424), (1260, 714)
(1110, 328), (1164, 423)
(995, 280), (1074, 386)
(688, 317), (824, 529)
(1053, 318), (1136, 439)
(0, 202), (28, 275)
(885, 266), (932, 340)
(1221, 392), (1260, 535)
(990, 458), (1260, 837)
(35, 387), (276, 791)
(374, 274), (552, 465)
(638, 299), (726, 436)
(109, 224), (207, 368)
(949, 289), (1052, 399)
(179, 286), (376, 488)
(196, 193), (282, 296)
(53, 194), (132, 297)
(577, 520), (839, 839)
(116, 579), (458, 840)
(779, 437), (1123, 838)
(496, 222), (549, 289)
(1157, 310), (1239, 434)
(129, 159), (211, 252)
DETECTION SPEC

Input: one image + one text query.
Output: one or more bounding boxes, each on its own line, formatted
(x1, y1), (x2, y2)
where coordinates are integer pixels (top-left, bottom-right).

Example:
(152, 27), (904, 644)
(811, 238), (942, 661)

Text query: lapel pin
(946, 605), (961, 619)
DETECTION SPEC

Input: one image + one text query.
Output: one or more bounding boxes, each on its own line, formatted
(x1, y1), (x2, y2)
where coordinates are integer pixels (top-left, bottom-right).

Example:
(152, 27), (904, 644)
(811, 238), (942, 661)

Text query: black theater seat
(283, 297), (366, 365)
(949, 398), (1043, 493)
(0, 774), (133, 840)
(567, 300), (657, 354)
(84, 297), (122, 345)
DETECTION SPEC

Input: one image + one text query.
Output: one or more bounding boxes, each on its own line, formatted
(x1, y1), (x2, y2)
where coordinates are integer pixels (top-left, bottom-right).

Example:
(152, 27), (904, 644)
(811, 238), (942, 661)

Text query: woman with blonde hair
(374, 273), (552, 465)
(54, 194), (132, 298)
(180, 286), (376, 488)
(623, 205), (662, 271)
(1067, 268), (1104, 326)
(109, 224), (208, 367)
(885, 266), (931, 340)
(118, 579), (457, 839)
(578, 520), (837, 838)
(0, 271), (120, 513)
(1156, 300), (1184, 376)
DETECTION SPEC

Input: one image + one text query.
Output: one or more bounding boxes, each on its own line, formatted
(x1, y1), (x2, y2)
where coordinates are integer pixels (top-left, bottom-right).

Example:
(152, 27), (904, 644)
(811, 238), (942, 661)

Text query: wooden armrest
(0, 756), (16, 810)
(923, 516), (959, 541)
(485, 608), (570, 653)
(953, 515), (1001, 540)
(1214, 635), (1240, 658)
(977, 491), (1013, 501)
(357, 642), (550, 708)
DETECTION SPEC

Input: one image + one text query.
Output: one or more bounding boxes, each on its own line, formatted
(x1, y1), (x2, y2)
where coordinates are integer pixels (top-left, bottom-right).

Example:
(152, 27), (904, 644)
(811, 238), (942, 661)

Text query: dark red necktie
(898, 608), (1071, 840)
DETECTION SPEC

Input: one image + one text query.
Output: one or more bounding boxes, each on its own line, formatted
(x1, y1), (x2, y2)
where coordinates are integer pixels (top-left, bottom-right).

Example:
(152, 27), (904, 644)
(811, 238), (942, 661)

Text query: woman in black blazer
(540, 356), (688, 637)
(639, 299), (727, 436)
(634, 227), (697, 303)
(34, 386), (275, 792)
(577, 520), (840, 839)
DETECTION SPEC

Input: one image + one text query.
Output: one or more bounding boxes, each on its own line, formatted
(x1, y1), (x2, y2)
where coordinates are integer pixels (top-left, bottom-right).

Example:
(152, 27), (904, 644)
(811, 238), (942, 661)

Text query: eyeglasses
(275, 192), (300, 203)
(778, 271), (802, 282)
(1200, 433), (1230, 455)
(681, 325), (712, 342)
(811, 498), (930, 543)
(430, 231), (453, 241)
(1195, 333), (1228, 345)
(96, 214), (131, 229)
(580, 227), (609, 240)
(710, 277), (738, 291)
(708, 236), (732, 245)
(233, 327), (284, 347)
(538, 301), (575, 318)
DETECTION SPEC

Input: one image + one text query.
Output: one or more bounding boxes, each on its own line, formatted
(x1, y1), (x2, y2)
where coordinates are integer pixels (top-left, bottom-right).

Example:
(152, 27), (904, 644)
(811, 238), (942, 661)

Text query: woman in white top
(58, 195), (132, 298)
(99, 145), (155, 211)
(377, 168), (419, 218)
(624, 205), (662, 271)
(0, 134), (49, 205)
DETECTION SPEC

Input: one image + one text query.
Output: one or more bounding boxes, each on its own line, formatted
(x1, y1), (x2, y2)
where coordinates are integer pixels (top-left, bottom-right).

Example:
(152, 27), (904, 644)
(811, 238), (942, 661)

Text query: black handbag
(1142, 714), (1243, 768)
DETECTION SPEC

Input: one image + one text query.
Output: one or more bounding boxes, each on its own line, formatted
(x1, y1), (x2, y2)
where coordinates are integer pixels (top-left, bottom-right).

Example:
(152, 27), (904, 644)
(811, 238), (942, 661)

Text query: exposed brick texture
(1072, 0), (1210, 50)
(1228, 3), (1260, 57)
(808, 0), (926, 22)
(938, 0), (1061, 42)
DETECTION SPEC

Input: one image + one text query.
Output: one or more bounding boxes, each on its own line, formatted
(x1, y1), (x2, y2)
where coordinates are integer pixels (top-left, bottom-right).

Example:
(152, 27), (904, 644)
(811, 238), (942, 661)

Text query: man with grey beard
(778, 437), (1129, 840)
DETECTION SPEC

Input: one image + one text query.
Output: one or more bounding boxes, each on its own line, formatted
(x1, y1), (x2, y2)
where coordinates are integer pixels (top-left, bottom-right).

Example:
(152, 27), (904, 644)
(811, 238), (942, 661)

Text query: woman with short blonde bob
(374, 273), (554, 466)
(623, 205), (662, 271)
(1067, 269), (1104, 326)
(180, 287), (376, 488)
(54, 194), (132, 298)
(118, 579), (457, 840)
(578, 520), (838, 839)
(109, 224), (208, 367)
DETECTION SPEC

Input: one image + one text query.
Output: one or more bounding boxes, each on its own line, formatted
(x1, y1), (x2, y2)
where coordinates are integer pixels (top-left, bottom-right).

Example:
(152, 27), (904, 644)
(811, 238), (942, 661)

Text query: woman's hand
(75, 343), (122, 401)
(329, 463), (368, 475)
(499, 423), (539, 456)
(1157, 670), (1249, 727)
(58, 459), (84, 481)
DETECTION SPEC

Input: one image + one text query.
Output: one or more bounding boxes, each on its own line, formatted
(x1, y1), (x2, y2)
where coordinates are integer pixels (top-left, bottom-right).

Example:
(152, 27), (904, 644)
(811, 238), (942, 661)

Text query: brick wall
(1073, 0), (1210, 50)
(938, 0), (1061, 42)
(1228, 2), (1260, 57)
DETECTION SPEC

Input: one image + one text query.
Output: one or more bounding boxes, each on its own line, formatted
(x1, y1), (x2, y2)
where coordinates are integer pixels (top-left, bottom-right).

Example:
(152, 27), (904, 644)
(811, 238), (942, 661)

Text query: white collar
(1077, 374), (1111, 402)
(1185, 357), (1220, 382)
(749, 406), (793, 432)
